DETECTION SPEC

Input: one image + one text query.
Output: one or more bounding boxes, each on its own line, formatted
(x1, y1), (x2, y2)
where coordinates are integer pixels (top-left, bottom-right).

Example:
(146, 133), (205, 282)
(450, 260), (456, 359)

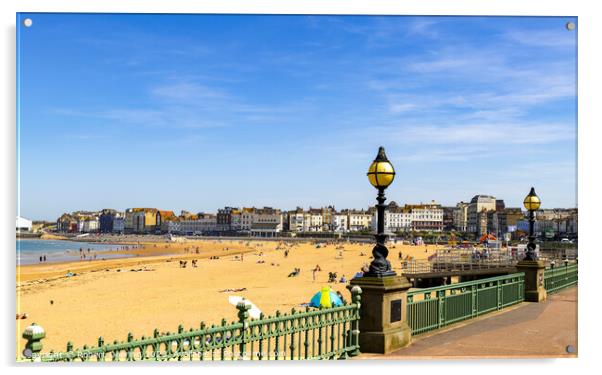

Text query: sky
(17, 14), (577, 221)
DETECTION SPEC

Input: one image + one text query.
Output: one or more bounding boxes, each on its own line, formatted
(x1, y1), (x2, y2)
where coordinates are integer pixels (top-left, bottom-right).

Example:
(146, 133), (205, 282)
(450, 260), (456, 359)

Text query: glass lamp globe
(523, 187), (541, 211)
(367, 147), (395, 189)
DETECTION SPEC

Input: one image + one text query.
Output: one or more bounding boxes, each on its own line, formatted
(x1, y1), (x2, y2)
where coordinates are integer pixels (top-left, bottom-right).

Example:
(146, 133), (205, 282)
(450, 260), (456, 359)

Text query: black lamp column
(525, 209), (536, 261)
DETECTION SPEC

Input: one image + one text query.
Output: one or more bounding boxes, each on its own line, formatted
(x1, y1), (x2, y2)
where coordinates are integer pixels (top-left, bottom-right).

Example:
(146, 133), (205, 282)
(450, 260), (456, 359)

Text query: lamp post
(365, 146), (396, 277)
(348, 146), (413, 353)
(523, 187), (541, 261)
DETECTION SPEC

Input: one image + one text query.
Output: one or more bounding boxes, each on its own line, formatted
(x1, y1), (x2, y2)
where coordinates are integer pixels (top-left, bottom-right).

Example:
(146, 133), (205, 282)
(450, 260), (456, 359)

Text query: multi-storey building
(113, 217), (125, 234)
(321, 206), (335, 231)
(99, 209), (122, 233)
(250, 207), (283, 237)
(409, 202), (444, 232)
(371, 201), (412, 233)
(241, 207), (254, 232)
(442, 206), (456, 231)
(79, 217), (99, 233)
(308, 208), (323, 232)
(124, 208), (135, 234)
(453, 202), (469, 232)
(57, 213), (78, 233)
(129, 208), (158, 233)
(216, 207), (240, 232)
(332, 213), (349, 232)
(180, 213), (218, 235)
(345, 209), (373, 232)
(156, 210), (175, 227)
(287, 207), (306, 232)
(467, 195), (497, 235)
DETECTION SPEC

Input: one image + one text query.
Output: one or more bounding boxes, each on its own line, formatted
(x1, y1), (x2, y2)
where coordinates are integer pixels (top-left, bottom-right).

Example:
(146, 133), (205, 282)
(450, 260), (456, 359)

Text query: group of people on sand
(78, 247), (97, 261)
(38, 254), (47, 263)
(179, 259), (199, 268)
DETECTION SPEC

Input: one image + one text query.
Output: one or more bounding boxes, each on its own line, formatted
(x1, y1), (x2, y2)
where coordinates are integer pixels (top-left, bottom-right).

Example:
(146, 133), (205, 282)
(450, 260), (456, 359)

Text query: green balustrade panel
(23, 288), (362, 362)
(406, 273), (525, 336)
(544, 264), (578, 294)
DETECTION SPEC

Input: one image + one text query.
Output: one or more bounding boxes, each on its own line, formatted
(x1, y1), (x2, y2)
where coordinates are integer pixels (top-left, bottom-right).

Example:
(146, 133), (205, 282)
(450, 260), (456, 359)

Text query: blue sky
(17, 14), (577, 220)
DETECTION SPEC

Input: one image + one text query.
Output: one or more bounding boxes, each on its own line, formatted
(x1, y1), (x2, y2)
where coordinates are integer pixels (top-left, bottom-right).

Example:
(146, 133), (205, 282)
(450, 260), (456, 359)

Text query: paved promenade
(361, 287), (577, 359)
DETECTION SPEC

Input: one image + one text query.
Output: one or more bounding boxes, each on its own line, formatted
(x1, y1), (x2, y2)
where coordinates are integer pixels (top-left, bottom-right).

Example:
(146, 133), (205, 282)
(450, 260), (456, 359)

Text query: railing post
(349, 286), (362, 357)
(236, 301), (251, 360)
(497, 279), (502, 310)
(22, 323), (45, 361)
(437, 290), (445, 329)
(471, 284), (477, 317)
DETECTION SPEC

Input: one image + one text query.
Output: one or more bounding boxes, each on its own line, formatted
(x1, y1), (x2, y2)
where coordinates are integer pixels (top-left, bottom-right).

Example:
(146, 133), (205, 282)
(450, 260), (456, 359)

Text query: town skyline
(35, 193), (578, 223)
(18, 14), (577, 220)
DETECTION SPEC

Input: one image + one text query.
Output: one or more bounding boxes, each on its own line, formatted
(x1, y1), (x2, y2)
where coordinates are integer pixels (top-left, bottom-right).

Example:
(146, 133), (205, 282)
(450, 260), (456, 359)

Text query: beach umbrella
(309, 286), (343, 308)
(228, 296), (262, 319)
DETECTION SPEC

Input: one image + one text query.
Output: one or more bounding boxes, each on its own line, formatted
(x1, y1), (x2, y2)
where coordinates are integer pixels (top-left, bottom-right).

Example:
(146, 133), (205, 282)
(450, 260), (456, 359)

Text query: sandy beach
(16, 238), (443, 356)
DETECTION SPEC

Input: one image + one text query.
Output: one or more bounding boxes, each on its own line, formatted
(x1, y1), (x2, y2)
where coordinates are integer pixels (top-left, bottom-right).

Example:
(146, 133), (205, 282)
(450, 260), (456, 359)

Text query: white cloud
(389, 122), (575, 145)
(503, 29), (576, 48)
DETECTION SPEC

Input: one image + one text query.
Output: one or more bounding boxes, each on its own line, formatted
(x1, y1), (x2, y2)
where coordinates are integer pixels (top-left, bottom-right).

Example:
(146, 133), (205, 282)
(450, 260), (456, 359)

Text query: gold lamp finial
(367, 146), (395, 189)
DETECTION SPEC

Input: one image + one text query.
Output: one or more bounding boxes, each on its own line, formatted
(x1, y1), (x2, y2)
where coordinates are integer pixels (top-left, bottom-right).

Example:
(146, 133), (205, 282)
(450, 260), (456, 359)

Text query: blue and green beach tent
(309, 286), (343, 308)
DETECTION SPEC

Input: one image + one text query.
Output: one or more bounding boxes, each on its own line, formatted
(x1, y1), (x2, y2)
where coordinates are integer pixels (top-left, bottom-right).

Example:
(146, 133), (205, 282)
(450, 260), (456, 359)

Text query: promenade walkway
(361, 287), (577, 359)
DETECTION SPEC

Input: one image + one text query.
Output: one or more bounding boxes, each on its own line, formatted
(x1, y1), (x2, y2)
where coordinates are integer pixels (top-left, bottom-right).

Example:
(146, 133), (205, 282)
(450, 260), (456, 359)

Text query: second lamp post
(523, 187), (541, 261)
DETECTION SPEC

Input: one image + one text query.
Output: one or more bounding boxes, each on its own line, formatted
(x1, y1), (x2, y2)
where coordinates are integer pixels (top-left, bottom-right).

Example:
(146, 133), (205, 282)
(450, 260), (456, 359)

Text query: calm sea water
(16, 239), (132, 265)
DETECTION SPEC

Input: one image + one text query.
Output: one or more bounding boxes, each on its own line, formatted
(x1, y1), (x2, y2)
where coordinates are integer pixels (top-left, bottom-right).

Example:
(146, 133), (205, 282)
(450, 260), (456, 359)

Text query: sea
(16, 239), (133, 265)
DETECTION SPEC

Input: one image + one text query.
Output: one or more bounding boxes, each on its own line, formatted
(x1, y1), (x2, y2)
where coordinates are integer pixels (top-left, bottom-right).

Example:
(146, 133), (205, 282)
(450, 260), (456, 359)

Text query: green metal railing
(544, 263), (578, 294)
(406, 273), (524, 335)
(22, 287), (362, 362)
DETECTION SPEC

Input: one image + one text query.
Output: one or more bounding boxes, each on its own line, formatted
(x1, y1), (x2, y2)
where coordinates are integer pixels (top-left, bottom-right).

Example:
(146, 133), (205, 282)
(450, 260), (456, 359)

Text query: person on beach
(43, 254), (46, 262)
(39, 255), (42, 263)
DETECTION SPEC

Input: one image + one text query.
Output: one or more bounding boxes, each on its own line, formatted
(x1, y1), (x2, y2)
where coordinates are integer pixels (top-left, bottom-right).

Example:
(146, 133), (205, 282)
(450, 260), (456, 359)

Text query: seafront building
(467, 195), (497, 236)
(52, 198), (577, 238)
(453, 202), (469, 232)
(16, 216), (33, 232)
(99, 209), (123, 233)
(250, 207), (283, 237)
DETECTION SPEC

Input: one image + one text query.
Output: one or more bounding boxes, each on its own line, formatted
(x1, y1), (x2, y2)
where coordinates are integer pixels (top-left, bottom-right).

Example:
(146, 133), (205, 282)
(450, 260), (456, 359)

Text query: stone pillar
(516, 260), (547, 302)
(347, 275), (412, 354)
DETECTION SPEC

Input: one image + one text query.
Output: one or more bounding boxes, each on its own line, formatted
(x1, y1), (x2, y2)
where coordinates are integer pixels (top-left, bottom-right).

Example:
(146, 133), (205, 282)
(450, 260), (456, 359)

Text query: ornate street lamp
(365, 146), (396, 277)
(523, 187), (541, 261)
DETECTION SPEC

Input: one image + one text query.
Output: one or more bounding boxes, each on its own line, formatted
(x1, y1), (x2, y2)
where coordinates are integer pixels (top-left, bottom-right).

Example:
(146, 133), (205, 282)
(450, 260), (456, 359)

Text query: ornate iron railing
(406, 273), (524, 335)
(544, 263), (578, 294)
(21, 287), (362, 362)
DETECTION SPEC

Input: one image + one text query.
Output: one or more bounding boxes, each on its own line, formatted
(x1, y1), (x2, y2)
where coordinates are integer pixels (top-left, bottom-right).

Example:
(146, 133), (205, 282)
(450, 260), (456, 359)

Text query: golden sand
(16, 239), (442, 356)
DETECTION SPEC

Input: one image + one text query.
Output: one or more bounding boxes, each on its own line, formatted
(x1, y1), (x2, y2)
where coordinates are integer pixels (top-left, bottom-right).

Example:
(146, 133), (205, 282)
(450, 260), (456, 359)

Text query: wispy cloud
(502, 28), (576, 48)
(388, 122), (574, 145)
